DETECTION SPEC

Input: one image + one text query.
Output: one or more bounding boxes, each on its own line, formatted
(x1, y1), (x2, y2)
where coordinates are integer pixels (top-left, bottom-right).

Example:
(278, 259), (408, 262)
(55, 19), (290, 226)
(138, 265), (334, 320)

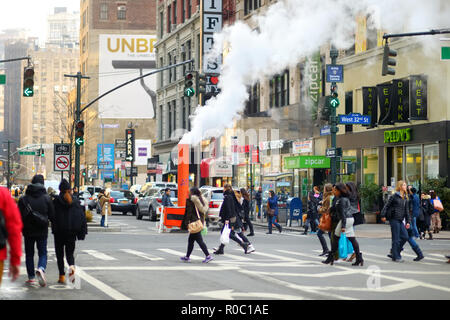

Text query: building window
(159, 105), (163, 140)
(117, 5), (126, 20)
(173, 0), (177, 27)
(182, 98), (186, 129)
(159, 11), (164, 38)
(345, 91), (353, 133)
(182, 0), (185, 23)
(100, 4), (108, 20)
(245, 82), (260, 115)
(270, 70), (289, 108)
(362, 148), (379, 185)
(424, 144), (439, 180)
(168, 52), (172, 83)
(187, 0), (192, 19)
(173, 52), (177, 81)
(159, 57), (164, 86)
(244, 0), (261, 15)
(167, 5), (172, 33)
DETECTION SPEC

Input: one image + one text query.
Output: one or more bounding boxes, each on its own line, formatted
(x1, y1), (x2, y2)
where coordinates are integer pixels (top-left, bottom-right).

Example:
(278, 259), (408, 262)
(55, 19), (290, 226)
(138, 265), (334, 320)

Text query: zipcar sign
(284, 156), (330, 169)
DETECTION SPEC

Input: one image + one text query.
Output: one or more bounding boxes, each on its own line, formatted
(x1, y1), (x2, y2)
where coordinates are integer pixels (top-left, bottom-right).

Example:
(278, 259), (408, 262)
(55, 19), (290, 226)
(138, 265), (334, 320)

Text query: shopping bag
(433, 199), (444, 212)
(220, 224), (231, 244)
(339, 233), (349, 259)
(347, 238), (354, 255)
(201, 225), (208, 236)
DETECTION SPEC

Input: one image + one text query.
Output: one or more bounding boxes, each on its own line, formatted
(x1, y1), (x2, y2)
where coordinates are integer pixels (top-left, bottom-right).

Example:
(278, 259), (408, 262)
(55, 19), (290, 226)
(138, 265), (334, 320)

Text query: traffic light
(75, 120), (85, 146)
(184, 72), (195, 97)
(196, 73), (207, 96)
(39, 148), (44, 157)
(382, 42), (397, 76)
(23, 66), (34, 97)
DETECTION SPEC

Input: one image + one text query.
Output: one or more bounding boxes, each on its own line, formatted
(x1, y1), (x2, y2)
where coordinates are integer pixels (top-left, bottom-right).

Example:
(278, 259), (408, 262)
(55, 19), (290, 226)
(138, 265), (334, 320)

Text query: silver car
(136, 187), (178, 221)
(200, 187), (225, 226)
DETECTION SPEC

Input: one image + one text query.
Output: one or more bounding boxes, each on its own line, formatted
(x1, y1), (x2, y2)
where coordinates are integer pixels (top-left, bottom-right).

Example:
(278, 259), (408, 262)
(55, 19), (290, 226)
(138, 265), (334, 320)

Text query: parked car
(200, 186), (225, 226)
(139, 182), (177, 197)
(87, 192), (99, 210)
(98, 190), (137, 216)
(136, 187), (178, 221)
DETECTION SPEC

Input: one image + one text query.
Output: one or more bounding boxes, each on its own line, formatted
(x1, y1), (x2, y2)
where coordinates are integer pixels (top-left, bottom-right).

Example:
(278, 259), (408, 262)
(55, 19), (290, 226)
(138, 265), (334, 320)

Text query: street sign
(125, 129), (135, 162)
(320, 125), (331, 136)
(0, 74), (5, 85)
(19, 151), (36, 156)
(330, 97), (340, 108)
(115, 139), (126, 149)
(326, 147), (342, 158)
(75, 137), (84, 146)
(54, 143), (71, 172)
(126, 166), (138, 177)
(326, 64), (344, 83)
(338, 113), (371, 125)
(441, 46), (450, 60)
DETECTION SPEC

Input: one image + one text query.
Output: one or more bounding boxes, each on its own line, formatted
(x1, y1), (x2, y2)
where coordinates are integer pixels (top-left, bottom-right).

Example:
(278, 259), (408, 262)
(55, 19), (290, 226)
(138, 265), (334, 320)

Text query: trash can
(287, 197), (303, 227)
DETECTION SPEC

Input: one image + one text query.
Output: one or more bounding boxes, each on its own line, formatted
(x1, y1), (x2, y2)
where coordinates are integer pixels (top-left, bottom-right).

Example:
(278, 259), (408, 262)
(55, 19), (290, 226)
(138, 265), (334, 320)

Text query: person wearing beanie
(52, 179), (87, 284)
(18, 174), (55, 287)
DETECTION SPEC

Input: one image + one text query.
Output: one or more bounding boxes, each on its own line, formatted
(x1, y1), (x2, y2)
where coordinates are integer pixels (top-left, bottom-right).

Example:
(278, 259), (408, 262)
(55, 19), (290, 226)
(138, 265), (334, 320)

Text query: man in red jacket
(0, 187), (23, 286)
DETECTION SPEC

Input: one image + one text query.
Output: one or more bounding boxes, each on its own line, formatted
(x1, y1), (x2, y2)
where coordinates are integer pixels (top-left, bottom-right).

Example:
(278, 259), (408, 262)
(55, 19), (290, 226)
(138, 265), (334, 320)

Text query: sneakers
(35, 268), (47, 287)
(68, 265), (76, 284)
(25, 279), (37, 285)
(246, 244), (255, 254)
(202, 255), (213, 263)
(58, 275), (66, 284)
(180, 256), (191, 262)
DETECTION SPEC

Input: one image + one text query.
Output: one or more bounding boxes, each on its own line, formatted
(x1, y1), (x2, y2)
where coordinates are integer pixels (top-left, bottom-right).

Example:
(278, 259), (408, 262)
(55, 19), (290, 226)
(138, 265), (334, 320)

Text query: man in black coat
(18, 174), (55, 287)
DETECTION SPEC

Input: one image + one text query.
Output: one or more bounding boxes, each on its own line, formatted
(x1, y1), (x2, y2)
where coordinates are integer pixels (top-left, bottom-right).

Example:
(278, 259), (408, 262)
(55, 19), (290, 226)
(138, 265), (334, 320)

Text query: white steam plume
(180, 0), (449, 145)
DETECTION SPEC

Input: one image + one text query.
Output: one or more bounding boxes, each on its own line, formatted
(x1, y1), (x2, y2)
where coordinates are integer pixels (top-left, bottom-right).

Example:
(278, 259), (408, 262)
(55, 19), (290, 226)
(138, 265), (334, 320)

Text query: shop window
(362, 148), (378, 185)
(406, 145), (422, 188)
(396, 146), (404, 182)
(424, 144), (439, 180)
(341, 149), (357, 183)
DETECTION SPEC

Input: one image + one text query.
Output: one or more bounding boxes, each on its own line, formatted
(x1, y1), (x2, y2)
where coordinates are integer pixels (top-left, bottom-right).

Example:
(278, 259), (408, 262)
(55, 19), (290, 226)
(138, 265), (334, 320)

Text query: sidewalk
(251, 220), (450, 239)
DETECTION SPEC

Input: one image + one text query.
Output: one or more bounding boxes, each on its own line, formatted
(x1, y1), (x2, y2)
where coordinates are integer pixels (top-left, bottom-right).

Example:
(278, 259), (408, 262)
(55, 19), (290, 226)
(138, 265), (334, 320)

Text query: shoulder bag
(318, 212), (331, 232)
(188, 205), (204, 234)
(267, 202), (275, 217)
(23, 197), (48, 228)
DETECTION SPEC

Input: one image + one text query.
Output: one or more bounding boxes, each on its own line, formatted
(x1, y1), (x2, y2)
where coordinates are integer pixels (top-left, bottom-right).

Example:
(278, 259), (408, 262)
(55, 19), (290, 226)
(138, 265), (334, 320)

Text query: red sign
(251, 148), (259, 164)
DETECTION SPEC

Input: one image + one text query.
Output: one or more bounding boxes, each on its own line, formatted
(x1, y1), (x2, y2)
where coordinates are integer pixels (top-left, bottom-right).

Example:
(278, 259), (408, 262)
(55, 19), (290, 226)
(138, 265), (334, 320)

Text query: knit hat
(31, 174), (45, 185)
(59, 179), (71, 193)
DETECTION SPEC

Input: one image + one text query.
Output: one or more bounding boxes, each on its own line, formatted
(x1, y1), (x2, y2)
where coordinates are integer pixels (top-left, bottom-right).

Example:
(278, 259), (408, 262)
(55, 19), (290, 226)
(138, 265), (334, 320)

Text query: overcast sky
(0, 0), (79, 43)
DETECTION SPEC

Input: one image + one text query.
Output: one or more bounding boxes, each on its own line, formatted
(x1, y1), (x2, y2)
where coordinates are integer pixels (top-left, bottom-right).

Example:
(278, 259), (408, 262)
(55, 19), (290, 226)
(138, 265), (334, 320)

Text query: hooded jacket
(381, 192), (411, 224)
(18, 183), (55, 238)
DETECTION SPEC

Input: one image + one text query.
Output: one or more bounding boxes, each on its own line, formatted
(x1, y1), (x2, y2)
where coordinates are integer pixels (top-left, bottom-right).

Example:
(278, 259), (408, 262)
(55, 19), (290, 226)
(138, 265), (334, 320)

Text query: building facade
(46, 7), (80, 48)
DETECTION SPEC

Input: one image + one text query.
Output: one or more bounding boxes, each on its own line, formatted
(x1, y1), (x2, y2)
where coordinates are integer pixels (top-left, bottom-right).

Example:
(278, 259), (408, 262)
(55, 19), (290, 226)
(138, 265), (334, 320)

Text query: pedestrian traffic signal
(196, 73), (207, 96)
(184, 72), (195, 97)
(382, 43), (397, 76)
(23, 66), (34, 97)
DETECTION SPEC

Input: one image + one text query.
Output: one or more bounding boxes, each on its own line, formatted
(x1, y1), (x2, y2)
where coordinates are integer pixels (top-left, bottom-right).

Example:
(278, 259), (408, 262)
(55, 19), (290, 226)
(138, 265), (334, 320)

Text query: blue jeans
(101, 215), (105, 226)
(268, 216), (281, 233)
(389, 220), (409, 260)
(411, 217), (420, 238)
(24, 237), (48, 280)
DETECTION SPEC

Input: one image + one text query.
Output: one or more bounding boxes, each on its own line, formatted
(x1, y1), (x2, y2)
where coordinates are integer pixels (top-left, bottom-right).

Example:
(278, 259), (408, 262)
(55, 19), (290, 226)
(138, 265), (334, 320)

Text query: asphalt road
(1, 212), (450, 301)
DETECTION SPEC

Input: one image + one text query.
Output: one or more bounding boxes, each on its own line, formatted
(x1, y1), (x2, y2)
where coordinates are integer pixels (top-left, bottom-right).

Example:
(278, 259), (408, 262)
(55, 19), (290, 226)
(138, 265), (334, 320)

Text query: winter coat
(420, 195), (434, 227)
(162, 193), (174, 207)
(52, 194), (87, 239)
(307, 192), (322, 219)
(242, 198), (250, 218)
(334, 196), (353, 228)
(219, 190), (237, 222)
(318, 193), (334, 215)
(181, 195), (209, 230)
(18, 183), (55, 238)
(255, 191), (262, 205)
(348, 195), (359, 215)
(267, 195), (279, 216)
(380, 192), (411, 224)
(98, 193), (111, 216)
(410, 193), (420, 218)
(0, 187), (22, 266)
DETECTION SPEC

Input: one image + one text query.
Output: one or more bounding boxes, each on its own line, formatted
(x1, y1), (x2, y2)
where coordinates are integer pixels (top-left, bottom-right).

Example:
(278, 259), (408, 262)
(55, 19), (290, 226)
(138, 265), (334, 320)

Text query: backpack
(0, 210), (7, 250)
(68, 202), (87, 240)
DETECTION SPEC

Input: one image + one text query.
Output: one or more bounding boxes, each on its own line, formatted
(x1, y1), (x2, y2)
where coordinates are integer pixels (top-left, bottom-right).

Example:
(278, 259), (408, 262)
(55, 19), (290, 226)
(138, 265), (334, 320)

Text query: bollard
(105, 204), (109, 228)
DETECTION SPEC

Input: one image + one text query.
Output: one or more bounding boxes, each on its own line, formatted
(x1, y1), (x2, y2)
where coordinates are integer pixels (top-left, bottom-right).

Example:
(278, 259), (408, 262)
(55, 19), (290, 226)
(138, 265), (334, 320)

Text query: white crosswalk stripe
(157, 248), (204, 261)
(311, 249), (389, 264)
(120, 249), (165, 261)
(82, 250), (117, 261)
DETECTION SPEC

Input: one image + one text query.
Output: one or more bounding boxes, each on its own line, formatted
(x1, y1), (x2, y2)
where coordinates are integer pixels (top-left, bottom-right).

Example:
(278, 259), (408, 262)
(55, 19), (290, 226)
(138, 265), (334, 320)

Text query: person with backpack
(0, 186), (23, 287)
(180, 187), (213, 263)
(52, 179), (87, 284)
(18, 175), (55, 287)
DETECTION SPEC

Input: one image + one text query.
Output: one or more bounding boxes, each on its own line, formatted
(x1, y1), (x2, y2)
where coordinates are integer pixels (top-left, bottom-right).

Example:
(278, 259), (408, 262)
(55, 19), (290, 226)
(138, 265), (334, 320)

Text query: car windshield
(146, 189), (160, 197)
(110, 191), (125, 198)
(211, 191), (224, 200)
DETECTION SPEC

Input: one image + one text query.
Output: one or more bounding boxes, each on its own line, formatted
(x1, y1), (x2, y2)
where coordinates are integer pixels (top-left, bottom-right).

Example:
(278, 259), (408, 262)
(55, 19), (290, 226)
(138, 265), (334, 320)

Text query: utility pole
(329, 46), (339, 184)
(64, 72), (90, 192)
(5, 140), (12, 190)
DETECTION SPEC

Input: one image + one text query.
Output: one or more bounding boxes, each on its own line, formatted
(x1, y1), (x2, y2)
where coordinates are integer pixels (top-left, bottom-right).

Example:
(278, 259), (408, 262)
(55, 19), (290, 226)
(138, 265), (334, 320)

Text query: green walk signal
(184, 87), (195, 97)
(75, 137), (84, 146)
(330, 97), (340, 108)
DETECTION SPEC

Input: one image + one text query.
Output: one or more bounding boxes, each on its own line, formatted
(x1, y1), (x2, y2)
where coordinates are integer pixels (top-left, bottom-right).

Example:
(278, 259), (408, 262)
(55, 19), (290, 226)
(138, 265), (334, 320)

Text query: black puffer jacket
(307, 192), (322, 220)
(18, 183), (55, 238)
(219, 190), (237, 223)
(381, 192), (411, 224)
(52, 194), (87, 239)
(335, 196), (353, 228)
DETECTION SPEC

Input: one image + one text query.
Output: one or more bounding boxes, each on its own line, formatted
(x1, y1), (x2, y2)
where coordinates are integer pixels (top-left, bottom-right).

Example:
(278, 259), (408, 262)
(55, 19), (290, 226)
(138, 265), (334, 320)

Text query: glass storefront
(340, 149), (357, 183)
(362, 148), (379, 184)
(396, 147), (403, 181)
(424, 144), (439, 180)
(406, 145), (422, 188)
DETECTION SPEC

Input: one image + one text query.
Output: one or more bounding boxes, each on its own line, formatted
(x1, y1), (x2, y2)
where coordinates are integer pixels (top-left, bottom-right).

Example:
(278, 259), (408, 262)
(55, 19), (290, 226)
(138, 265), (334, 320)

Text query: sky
(0, 0), (79, 43)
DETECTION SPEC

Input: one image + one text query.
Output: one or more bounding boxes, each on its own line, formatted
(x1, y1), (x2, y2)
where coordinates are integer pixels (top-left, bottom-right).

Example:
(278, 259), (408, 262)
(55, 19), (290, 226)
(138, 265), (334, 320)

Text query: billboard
(134, 139), (152, 166)
(97, 144), (115, 170)
(99, 34), (157, 119)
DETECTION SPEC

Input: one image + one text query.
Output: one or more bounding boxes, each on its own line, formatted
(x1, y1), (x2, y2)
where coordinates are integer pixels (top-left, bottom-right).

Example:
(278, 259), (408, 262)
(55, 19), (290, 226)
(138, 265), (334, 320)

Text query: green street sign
(284, 155), (330, 169)
(23, 87), (34, 97)
(330, 97), (340, 108)
(0, 74), (5, 85)
(19, 151), (36, 156)
(441, 46), (450, 60)
(184, 87), (195, 97)
(75, 137), (84, 146)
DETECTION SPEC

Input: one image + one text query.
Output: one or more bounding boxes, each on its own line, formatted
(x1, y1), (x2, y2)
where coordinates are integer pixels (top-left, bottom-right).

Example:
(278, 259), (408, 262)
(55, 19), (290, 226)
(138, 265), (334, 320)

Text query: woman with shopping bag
(429, 190), (443, 234)
(180, 188), (213, 263)
(322, 183), (363, 266)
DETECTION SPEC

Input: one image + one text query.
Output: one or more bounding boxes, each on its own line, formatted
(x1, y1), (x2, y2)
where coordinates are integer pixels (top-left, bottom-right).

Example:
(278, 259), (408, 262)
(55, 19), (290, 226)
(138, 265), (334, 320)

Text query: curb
(87, 223), (121, 232)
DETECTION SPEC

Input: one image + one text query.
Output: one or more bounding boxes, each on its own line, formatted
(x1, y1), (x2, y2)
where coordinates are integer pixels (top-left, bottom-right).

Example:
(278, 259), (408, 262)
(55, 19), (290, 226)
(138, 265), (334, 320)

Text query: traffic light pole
(330, 47), (339, 185)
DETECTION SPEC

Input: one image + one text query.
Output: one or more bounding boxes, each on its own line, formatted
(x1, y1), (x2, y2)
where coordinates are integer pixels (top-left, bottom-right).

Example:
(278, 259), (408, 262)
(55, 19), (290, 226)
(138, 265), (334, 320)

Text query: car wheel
(136, 207), (143, 220)
(122, 211), (127, 216)
(149, 207), (157, 221)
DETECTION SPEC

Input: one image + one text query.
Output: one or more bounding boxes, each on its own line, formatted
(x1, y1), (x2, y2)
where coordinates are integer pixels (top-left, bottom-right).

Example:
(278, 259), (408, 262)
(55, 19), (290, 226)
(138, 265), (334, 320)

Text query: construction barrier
(157, 206), (186, 233)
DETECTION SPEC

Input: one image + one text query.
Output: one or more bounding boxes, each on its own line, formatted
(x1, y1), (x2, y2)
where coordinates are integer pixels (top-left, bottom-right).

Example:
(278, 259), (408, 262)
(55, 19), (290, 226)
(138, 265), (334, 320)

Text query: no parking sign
(54, 143), (71, 172)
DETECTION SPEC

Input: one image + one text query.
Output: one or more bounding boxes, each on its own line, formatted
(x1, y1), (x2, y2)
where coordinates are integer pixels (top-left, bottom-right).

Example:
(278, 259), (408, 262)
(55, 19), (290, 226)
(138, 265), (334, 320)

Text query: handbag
(433, 199), (444, 212)
(353, 212), (365, 226)
(318, 212), (331, 231)
(23, 197), (48, 228)
(188, 206), (204, 234)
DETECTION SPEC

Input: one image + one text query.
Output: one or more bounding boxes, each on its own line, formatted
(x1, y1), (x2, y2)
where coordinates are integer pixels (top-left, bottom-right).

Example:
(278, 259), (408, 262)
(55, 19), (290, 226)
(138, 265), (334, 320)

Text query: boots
(428, 232), (433, 240)
(413, 246), (424, 261)
(322, 252), (334, 265)
(240, 242), (249, 254)
(352, 253), (364, 266)
(277, 225), (282, 233)
(213, 244), (225, 255)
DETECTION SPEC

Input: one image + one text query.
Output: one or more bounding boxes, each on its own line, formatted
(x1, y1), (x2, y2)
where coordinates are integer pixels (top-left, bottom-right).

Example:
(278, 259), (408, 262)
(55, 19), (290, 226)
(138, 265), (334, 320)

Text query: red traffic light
(185, 73), (193, 80)
(24, 68), (34, 77)
(210, 76), (219, 85)
(76, 120), (85, 129)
